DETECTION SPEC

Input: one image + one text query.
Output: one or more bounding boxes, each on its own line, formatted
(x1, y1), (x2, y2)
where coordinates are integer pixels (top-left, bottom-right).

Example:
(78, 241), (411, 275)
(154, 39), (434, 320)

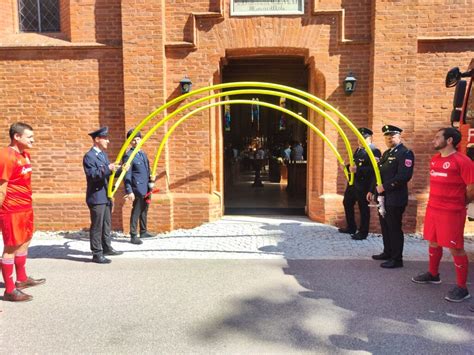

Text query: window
(18, 0), (60, 32)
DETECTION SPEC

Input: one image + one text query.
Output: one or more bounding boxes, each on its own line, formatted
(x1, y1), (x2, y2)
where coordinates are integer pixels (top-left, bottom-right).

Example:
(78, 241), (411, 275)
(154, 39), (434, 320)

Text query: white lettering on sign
(468, 128), (474, 143)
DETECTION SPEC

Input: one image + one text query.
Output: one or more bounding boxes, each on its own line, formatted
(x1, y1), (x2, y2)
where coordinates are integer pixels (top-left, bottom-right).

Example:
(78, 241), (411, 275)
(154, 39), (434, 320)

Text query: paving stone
(4, 215), (472, 261)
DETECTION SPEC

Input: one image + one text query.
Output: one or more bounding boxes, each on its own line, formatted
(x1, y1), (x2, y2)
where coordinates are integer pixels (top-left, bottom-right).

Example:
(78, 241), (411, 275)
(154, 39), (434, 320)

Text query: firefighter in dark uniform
(368, 125), (415, 268)
(123, 129), (153, 245)
(338, 128), (381, 240)
(83, 127), (123, 264)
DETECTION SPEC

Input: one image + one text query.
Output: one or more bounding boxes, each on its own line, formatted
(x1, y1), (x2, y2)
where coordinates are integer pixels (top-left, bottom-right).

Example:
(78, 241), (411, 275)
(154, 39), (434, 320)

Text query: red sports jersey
(428, 152), (474, 211)
(0, 147), (33, 214)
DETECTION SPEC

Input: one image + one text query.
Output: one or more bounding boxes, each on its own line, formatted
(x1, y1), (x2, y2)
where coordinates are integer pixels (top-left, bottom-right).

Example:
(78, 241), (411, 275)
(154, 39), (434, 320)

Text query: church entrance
(222, 57), (308, 215)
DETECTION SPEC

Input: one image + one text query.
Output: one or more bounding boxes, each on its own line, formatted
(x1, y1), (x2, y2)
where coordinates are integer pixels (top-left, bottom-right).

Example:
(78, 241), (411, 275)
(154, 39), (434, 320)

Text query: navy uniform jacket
(83, 147), (112, 206)
(377, 143), (415, 206)
(353, 144), (381, 191)
(123, 149), (151, 197)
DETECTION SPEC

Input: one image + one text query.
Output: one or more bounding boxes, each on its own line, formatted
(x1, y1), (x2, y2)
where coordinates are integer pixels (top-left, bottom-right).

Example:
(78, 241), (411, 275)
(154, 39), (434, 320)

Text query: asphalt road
(1, 258), (473, 354)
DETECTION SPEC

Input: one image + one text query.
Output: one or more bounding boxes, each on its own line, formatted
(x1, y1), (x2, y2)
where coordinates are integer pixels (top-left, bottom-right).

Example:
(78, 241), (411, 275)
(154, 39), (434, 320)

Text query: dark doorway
(222, 57), (308, 215)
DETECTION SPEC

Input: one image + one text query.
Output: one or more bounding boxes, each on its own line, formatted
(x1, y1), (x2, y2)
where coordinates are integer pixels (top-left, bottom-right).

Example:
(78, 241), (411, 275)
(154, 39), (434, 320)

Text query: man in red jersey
(412, 127), (474, 303)
(0, 122), (45, 302)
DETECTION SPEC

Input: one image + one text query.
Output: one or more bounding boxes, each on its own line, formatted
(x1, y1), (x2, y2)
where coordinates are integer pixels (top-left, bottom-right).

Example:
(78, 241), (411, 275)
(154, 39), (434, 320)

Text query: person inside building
(282, 142), (291, 162)
(291, 140), (304, 161)
(0, 122), (45, 302)
(367, 125), (414, 269)
(83, 126), (123, 264)
(252, 145), (265, 187)
(123, 129), (154, 245)
(412, 128), (474, 303)
(338, 127), (381, 240)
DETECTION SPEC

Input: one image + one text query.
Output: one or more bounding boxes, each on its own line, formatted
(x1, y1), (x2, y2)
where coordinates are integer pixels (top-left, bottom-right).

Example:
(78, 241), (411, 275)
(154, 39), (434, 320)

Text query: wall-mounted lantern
(179, 76), (192, 94)
(343, 72), (357, 95)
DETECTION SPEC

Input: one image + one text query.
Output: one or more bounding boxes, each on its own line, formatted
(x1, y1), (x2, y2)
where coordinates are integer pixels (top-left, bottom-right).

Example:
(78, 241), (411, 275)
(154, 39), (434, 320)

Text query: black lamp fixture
(343, 72), (357, 95)
(179, 76), (192, 94)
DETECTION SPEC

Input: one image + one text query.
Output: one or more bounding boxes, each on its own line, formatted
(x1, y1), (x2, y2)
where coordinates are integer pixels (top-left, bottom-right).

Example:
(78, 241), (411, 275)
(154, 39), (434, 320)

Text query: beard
(434, 141), (447, 150)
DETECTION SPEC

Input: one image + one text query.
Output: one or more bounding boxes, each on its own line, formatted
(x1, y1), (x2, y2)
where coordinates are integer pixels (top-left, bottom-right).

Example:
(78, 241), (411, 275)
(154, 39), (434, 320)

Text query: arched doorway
(222, 57), (309, 215)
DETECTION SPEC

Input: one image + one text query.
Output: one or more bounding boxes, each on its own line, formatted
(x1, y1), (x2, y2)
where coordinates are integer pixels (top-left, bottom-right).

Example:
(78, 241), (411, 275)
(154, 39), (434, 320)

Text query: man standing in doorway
(83, 127), (123, 264)
(339, 128), (381, 240)
(1, 122), (45, 302)
(290, 141), (304, 161)
(368, 125), (414, 268)
(412, 128), (474, 303)
(123, 129), (153, 245)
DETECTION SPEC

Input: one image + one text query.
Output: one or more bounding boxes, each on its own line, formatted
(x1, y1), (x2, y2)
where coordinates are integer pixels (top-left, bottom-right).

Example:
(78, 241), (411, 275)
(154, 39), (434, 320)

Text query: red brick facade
(1, 0), (473, 233)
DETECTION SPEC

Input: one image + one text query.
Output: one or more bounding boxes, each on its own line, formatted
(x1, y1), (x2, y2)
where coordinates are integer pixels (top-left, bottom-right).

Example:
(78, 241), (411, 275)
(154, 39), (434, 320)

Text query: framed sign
(231, 0), (304, 16)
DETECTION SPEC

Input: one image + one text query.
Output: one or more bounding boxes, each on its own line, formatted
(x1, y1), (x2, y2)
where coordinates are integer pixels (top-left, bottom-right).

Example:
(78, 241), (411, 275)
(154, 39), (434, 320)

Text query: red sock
(428, 246), (443, 276)
(14, 252), (28, 282)
(1, 258), (15, 293)
(453, 255), (469, 289)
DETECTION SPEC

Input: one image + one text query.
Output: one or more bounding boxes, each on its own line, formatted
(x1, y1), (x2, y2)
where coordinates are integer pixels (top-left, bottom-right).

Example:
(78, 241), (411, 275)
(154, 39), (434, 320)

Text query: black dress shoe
(338, 227), (356, 234)
(131, 236), (143, 245)
(103, 248), (123, 256)
(380, 259), (403, 268)
(351, 232), (368, 240)
(140, 232), (154, 239)
(92, 255), (112, 264)
(372, 252), (390, 260)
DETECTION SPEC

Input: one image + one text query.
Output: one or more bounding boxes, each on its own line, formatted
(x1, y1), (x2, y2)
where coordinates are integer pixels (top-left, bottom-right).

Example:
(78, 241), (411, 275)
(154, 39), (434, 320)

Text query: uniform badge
(443, 162), (450, 169)
(405, 159), (413, 167)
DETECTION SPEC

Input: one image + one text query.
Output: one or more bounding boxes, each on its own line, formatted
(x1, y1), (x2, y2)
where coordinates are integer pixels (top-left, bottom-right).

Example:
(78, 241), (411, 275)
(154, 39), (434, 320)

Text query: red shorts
(0, 210), (34, 247)
(423, 207), (465, 249)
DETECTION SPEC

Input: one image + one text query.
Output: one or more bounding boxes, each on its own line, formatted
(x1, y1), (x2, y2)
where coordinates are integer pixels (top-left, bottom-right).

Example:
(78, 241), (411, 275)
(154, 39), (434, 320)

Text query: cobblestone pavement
(15, 215), (474, 260)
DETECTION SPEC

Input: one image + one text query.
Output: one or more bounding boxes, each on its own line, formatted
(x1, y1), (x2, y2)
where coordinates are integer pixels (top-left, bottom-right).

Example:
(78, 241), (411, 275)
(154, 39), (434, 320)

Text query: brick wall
(0, 0), (15, 34)
(0, 0), (473, 234)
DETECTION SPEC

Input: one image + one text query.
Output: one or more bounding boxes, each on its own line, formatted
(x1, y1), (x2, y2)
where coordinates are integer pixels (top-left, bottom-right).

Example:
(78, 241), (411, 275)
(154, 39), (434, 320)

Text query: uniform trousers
(379, 205), (406, 261)
(130, 196), (149, 237)
(88, 203), (112, 256)
(343, 185), (370, 234)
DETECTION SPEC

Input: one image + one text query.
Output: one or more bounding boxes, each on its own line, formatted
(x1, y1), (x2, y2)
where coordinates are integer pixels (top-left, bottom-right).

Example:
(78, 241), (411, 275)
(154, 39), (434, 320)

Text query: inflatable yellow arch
(108, 82), (381, 198)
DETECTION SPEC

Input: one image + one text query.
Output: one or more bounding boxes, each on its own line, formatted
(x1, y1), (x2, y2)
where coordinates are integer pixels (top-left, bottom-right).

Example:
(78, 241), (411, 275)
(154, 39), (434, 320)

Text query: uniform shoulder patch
(405, 159), (413, 167)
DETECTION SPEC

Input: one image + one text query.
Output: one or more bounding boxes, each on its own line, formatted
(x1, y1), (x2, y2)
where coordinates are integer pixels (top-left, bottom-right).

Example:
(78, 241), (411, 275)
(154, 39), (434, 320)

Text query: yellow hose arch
(147, 88), (354, 180)
(109, 82), (381, 197)
(154, 100), (345, 182)
(112, 90), (349, 197)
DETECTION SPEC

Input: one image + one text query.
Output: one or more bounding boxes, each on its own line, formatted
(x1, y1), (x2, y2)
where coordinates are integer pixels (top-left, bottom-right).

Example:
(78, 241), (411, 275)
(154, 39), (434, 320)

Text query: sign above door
(231, 0), (304, 16)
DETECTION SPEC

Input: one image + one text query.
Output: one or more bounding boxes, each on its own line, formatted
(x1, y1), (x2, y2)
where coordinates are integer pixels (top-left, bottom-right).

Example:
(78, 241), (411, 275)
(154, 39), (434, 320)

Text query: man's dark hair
(9, 122), (33, 140)
(439, 127), (461, 147)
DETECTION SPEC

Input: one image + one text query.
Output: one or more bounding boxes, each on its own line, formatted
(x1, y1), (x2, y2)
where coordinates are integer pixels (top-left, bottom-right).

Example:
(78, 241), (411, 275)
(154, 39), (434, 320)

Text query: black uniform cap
(358, 127), (373, 138)
(88, 126), (109, 138)
(126, 128), (142, 139)
(382, 125), (403, 136)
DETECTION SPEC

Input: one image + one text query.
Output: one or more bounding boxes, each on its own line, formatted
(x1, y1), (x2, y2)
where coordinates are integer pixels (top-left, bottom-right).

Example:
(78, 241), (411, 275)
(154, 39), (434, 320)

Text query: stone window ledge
(0, 33), (119, 49)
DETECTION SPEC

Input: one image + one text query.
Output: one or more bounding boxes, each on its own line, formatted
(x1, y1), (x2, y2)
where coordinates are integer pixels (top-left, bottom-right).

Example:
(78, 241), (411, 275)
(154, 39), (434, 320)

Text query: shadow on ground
(196, 220), (474, 353)
(26, 231), (125, 262)
(197, 259), (474, 353)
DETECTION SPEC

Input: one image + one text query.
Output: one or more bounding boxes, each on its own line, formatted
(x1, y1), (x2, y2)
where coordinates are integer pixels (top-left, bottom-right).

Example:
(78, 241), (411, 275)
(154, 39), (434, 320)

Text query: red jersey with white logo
(0, 147), (33, 214)
(428, 152), (474, 212)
